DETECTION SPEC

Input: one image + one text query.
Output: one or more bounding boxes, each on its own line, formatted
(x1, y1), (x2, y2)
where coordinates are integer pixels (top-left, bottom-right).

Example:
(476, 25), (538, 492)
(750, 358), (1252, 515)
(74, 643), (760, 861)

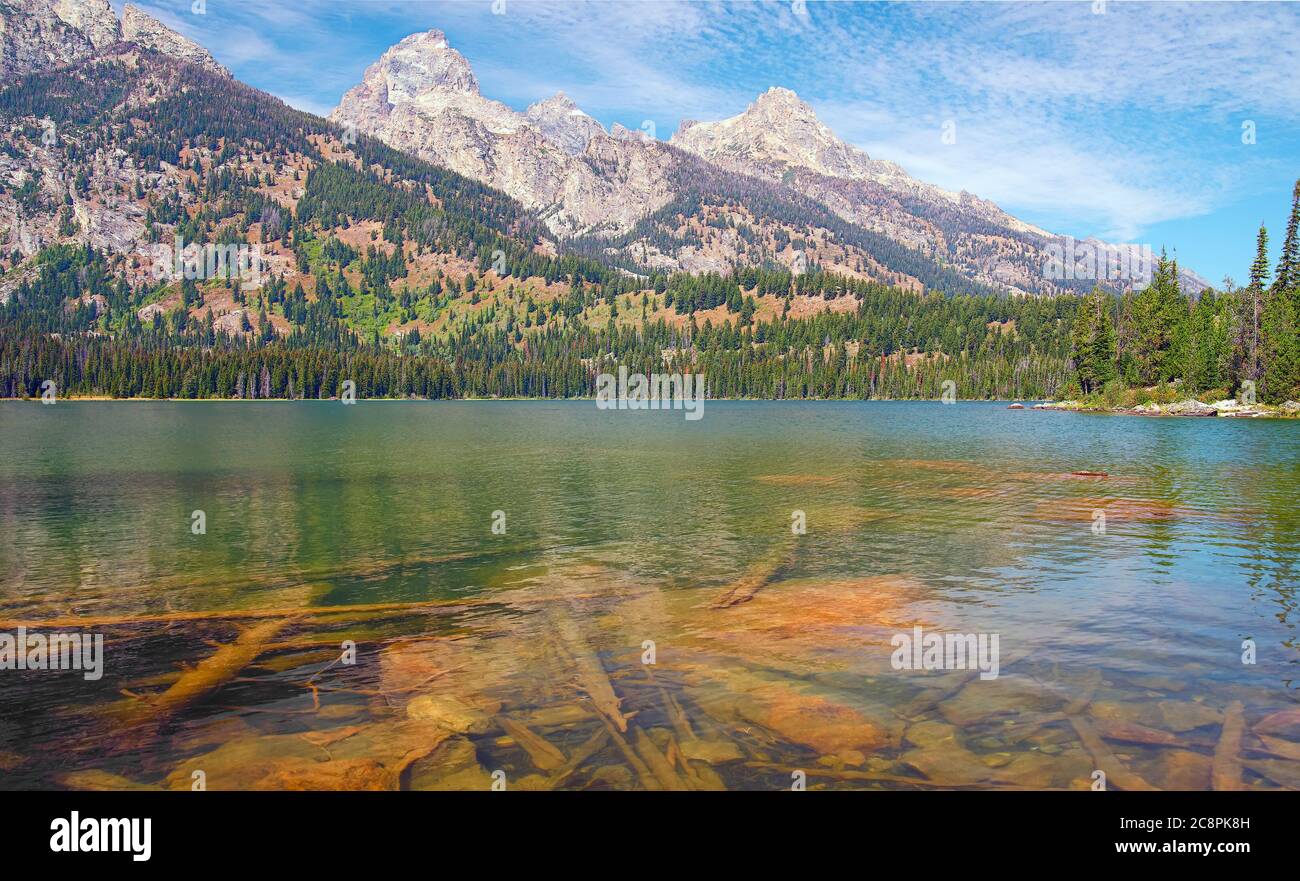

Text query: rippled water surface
(0, 401), (1297, 790)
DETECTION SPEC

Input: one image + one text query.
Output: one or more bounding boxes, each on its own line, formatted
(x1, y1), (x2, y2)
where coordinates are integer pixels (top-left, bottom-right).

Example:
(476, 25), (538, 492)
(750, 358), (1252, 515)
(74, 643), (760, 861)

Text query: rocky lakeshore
(1029, 398), (1300, 419)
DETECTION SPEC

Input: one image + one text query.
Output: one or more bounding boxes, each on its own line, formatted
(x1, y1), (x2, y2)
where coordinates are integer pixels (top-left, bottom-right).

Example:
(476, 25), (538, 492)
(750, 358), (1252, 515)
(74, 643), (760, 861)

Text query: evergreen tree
(1124, 251), (1184, 384)
(1070, 287), (1117, 392)
(1260, 292), (1299, 403)
(1238, 223), (1270, 384)
(1274, 180), (1300, 303)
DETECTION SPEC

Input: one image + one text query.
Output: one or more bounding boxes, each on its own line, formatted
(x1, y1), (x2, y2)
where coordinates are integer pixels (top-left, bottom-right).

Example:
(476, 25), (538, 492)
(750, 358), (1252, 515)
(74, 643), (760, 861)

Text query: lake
(0, 400), (1297, 790)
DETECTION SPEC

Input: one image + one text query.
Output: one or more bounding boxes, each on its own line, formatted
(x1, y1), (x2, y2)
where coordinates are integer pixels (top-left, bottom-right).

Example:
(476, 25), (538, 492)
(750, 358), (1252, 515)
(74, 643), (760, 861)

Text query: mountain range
(329, 27), (1205, 296)
(0, 0), (1204, 326)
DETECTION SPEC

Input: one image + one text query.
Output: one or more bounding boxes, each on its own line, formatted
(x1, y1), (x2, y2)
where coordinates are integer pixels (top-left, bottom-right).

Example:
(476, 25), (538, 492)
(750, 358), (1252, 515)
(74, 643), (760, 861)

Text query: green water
(0, 401), (1297, 790)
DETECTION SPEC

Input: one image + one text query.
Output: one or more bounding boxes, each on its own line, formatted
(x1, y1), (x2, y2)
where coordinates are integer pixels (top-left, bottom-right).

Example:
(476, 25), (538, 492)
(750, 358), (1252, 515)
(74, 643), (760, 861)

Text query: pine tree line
(1070, 182), (1300, 405)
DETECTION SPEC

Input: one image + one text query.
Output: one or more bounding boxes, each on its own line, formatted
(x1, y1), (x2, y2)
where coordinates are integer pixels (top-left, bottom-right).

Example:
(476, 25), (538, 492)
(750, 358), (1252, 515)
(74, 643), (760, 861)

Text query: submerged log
(548, 610), (629, 732)
(1211, 701), (1246, 791)
(1068, 715), (1159, 791)
(648, 668), (742, 767)
(112, 618), (294, 744)
(0, 585), (617, 632)
(1254, 707), (1300, 739)
(0, 598), (475, 630)
(1252, 734), (1300, 762)
(1244, 759), (1300, 790)
(496, 716), (565, 772)
(710, 544), (796, 608)
(632, 728), (692, 791)
(597, 713), (661, 791)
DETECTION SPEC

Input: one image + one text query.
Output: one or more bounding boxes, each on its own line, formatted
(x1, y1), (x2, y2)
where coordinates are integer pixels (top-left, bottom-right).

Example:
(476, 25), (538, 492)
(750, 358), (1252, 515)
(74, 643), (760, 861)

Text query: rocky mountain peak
(751, 86), (815, 117)
(525, 91), (605, 155)
(121, 4), (228, 76)
(671, 85), (878, 181)
(52, 0), (120, 49)
(533, 90), (576, 109)
(333, 29), (674, 238)
(366, 29), (481, 104)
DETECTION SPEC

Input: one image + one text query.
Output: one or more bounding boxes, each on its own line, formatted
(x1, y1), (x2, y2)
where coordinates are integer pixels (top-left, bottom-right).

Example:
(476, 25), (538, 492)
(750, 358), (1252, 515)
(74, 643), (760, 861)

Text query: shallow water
(0, 400), (1296, 790)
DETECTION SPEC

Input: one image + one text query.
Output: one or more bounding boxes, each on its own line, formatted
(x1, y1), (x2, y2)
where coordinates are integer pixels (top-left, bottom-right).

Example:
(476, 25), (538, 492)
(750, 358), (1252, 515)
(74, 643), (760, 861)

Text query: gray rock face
(331, 29), (673, 238)
(524, 92), (605, 156)
(0, 0), (99, 80)
(52, 0), (118, 49)
(1, 0), (226, 81)
(121, 4), (227, 76)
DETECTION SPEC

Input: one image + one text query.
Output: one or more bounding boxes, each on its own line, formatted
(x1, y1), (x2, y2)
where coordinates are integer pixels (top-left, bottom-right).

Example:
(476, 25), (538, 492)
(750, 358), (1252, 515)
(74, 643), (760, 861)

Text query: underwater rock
(679, 737), (744, 764)
(1124, 673), (1186, 693)
(1154, 700), (1224, 733)
(734, 682), (891, 755)
(1090, 699), (1222, 733)
(407, 737), (495, 791)
(407, 694), (493, 734)
(988, 751), (1082, 789)
(699, 575), (924, 676)
(1032, 497), (1185, 523)
(938, 675), (1059, 727)
(260, 758), (393, 791)
(1088, 700), (1145, 725)
(904, 720), (962, 750)
(165, 734), (326, 790)
(752, 474), (840, 486)
(900, 743), (990, 784)
(1151, 750), (1212, 790)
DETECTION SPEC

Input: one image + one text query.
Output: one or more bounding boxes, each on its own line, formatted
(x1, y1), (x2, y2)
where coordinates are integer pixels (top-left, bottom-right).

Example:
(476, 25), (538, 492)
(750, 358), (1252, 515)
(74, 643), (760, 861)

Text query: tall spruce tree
(1236, 224), (1271, 384)
(1071, 286), (1117, 393)
(1260, 187), (1300, 403)
(1274, 180), (1300, 303)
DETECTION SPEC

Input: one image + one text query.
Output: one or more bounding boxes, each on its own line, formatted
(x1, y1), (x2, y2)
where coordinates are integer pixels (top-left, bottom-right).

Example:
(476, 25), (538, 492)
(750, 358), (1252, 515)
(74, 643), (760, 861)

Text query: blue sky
(120, 1), (1300, 286)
